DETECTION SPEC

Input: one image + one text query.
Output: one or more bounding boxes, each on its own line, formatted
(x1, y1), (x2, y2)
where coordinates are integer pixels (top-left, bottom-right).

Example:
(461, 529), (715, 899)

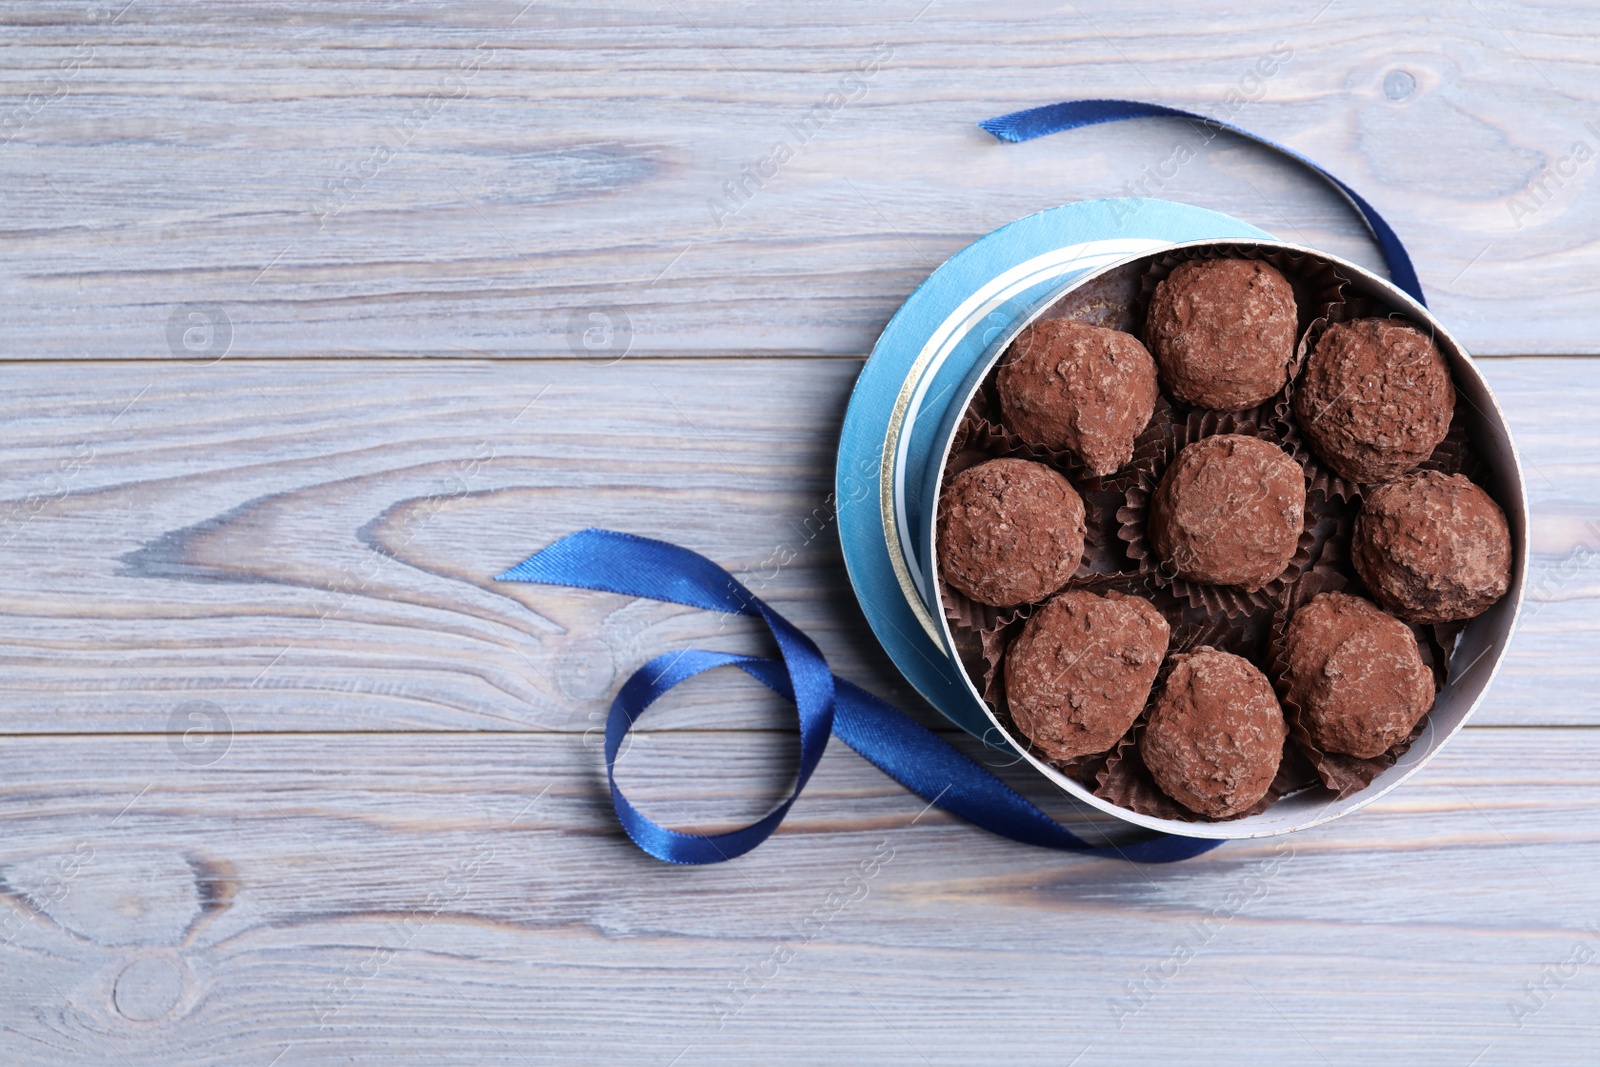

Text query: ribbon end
(496, 550), (560, 584)
(495, 527), (621, 583)
(976, 116), (1023, 143)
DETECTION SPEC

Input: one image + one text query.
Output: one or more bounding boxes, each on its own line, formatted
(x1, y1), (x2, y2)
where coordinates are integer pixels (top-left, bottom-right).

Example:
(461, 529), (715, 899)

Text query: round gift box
(836, 198), (1528, 839)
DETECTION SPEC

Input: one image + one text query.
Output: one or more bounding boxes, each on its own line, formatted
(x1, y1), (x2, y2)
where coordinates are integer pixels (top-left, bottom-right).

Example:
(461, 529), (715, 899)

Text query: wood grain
(1, 3), (1598, 1063)
(1, 1), (1599, 360)
(0, 356), (1591, 734)
(0, 728), (1594, 1065)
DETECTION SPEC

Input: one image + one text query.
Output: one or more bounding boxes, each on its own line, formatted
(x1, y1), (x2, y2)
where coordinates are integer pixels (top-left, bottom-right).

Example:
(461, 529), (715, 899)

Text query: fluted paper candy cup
(836, 198), (1527, 839)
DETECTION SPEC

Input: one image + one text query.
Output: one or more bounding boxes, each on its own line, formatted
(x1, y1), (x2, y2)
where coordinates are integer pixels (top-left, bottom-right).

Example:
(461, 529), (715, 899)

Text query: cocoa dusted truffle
(1149, 434), (1306, 591)
(1293, 317), (1455, 483)
(1143, 258), (1299, 411)
(1004, 590), (1170, 761)
(937, 458), (1085, 607)
(1140, 647), (1286, 818)
(996, 319), (1160, 476)
(1285, 592), (1434, 758)
(1352, 470), (1513, 623)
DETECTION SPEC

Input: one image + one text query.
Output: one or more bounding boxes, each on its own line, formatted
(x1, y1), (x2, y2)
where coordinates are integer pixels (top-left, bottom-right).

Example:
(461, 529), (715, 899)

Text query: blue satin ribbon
(499, 529), (1221, 865)
(978, 98), (1426, 306)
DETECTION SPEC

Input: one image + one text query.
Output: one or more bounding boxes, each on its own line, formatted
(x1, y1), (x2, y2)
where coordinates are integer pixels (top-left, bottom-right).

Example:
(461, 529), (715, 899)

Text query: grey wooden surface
(0, 2), (1598, 1064)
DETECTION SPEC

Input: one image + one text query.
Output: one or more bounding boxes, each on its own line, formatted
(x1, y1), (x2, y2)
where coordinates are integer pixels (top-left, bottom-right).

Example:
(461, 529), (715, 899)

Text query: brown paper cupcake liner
(937, 409), (1140, 635)
(972, 572), (1183, 709)
(974, 610), (1107, 788)
(937, 504), (1116, 634)
(1277, 434), (1482, 672)
(1292, 504), (1360, 592)
(1028, 256), (1149, 336)
(1090, 629), (1188, 821)
(984, 393), (1179, 494)
(1274, 385), (1364, 504)
(1269, 582), (1436, 799)
(947, 402), (984, 459)
(1095, 726), (1313, 822)
(1093, 715), (1193, 821)
(1280, 562), (1355, 615)
(939, 581), (1033, 639)
(1411, 623), (1448, 693)
(974, 576), (1210, 790)
(978, 263), (1172, 489)
(1426, 620), (1466, 687)
(937, 412), (1064, 632)
(1136, 243), (1348, 351)
(1114, 413), (1316, 618)
(945, 399), (1010, 480)
(1417, 405), (1493, 487)
(1282, 401), (1487, 505)
(951, 392), (985, 448)
(943, 443), (1002, 484)
(958, 370), (1001, 430)
(947, 625), (987, 713)
(1093, 637), (1316, 822)
(1075, 486), (1136, 582)
(1136, 243), (1348, 416)
(1300, 488), (1358, 574)
(1277, 291), (1463, 501)
(978, 617), (1019, 711)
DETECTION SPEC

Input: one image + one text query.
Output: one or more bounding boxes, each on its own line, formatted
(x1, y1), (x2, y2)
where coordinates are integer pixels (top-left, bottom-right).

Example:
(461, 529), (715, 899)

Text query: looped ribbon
(979, 98), (1426, 306)
(500, 529), (1220, 864)
(498, 101), (1422, 865)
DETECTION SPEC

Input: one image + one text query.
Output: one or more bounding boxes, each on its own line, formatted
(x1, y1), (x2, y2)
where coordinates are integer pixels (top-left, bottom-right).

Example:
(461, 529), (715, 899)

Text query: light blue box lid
(835, 198), (1271, 742)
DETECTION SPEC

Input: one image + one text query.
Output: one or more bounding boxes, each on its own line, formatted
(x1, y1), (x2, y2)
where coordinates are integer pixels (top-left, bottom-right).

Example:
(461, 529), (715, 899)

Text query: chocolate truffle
(1292, 317), (1455, 483)
(1149, 434), (1306, 591)
(1144, 258), (1299, 411)
(1005, 590), (1170, 761)
(1352, 470), (1513, 623)
(1285, 592), (1434, 758)
(937, 458), (1085, 607)
(996, 319), (1160, 476)
(1140, 647), (1286, 818)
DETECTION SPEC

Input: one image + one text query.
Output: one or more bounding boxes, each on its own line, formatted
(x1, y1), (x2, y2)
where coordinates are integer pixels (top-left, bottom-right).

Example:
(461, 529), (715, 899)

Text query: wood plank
(1, 2), (1598, 360)
(1, 6), (1594, 1064)
(0, 727), (1593, 1064)
(0, 355), (1592, 732)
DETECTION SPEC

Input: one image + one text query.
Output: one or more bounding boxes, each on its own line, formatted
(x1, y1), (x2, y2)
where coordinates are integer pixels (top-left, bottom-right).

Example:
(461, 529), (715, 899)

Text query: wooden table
(1, 2), (1596, 1063)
